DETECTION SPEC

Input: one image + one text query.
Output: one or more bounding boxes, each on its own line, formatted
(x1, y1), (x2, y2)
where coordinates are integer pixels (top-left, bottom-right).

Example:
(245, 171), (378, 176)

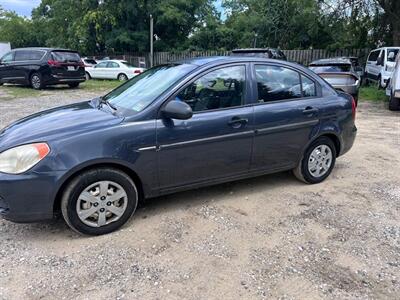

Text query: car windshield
(309, 64), (351, 73)
(104, 64), (196, 113)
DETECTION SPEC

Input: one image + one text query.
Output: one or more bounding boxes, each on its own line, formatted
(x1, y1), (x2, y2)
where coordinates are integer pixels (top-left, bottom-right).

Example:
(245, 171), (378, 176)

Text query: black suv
(231, 48), (287, 60)
(0, 48), (85, 89)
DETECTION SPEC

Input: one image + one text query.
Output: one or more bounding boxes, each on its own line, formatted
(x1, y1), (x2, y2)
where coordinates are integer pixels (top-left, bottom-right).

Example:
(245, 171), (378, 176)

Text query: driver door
(0, 51), (15, 83)
(156, 64), (254, 190)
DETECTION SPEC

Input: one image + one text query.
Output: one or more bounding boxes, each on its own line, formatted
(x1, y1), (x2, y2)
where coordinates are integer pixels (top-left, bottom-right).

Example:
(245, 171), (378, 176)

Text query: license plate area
(67, 66), (75, 71)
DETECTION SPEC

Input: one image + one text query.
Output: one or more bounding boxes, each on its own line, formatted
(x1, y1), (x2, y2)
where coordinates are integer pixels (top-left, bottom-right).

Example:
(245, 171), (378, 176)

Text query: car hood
(0, 100), (124, 151)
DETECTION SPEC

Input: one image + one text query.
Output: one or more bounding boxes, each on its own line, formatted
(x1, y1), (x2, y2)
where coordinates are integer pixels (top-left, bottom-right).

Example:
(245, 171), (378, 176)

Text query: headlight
(0, 143), (50, 174)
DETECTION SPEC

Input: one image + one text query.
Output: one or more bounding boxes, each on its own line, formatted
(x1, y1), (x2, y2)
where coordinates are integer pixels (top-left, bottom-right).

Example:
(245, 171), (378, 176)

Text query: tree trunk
(393, 16), (400, 46)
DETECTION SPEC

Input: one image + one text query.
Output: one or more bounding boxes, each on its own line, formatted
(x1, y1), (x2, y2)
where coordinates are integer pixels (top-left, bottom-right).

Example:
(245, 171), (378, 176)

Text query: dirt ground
(0, 85), (399, 300)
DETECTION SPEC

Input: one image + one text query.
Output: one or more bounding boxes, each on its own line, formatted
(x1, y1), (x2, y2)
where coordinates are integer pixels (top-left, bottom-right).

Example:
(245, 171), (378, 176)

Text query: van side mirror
(161, 100), (193, 120)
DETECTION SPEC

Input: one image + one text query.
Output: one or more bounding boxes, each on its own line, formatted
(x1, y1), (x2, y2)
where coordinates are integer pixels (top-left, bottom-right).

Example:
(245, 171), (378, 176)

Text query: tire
(118, 73), (128, 81)
(389, 93), (400, 111)
(293, 137), (337, 184)
(61, 168), (138, 235)
(68, 82), (80, 88)
(85, 72), (91, 80)
(30, 72), (44, 90)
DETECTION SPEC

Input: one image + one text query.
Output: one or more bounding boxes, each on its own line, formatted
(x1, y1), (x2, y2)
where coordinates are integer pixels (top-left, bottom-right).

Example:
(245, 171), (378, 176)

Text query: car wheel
(293, 137), (337, 184)
(118, 73), (128, 81)
(389, 93), (400, 111)
(61, 168), (138, 235)
(30, 72), (43, 90)
(68, 82), (80, 88)
(85, 72), (91, 80)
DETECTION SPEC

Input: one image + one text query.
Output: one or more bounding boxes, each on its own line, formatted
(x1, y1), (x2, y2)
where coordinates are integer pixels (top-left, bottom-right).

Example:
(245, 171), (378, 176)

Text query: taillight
(351, 96), (356, 120)
(78, 61), (85, 67)
(47, 60), (61, 67)
(134, 70), (142, 74)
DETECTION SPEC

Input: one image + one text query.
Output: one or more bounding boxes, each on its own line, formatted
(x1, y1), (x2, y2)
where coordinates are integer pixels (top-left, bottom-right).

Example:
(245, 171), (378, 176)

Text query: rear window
(51, 51), (81, 63)
(14, 50), (44, 61)
(309, 64), (351, 73)
(387, 49), (399, 62)
(84, 59), (97, 65)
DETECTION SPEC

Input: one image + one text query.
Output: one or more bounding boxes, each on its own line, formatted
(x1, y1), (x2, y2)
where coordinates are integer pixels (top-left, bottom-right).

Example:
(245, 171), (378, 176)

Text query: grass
(359, 86), (388, 102)
(0, 79), (122, 100)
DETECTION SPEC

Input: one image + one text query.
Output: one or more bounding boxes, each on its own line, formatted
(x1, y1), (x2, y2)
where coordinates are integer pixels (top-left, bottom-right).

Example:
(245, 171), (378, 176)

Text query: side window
(177, 65), (246, 112)
(96, 62), (108, 68)
(1, 51), (14, 63)
(15, 50), (44, 61)
(255, 65), (302, 102)
(301, 75), (316, 97)
(107, 62), (119, 68)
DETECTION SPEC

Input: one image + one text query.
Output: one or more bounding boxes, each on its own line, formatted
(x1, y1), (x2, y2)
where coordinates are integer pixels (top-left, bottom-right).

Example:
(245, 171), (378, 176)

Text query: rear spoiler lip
(315, 72), (359, 79)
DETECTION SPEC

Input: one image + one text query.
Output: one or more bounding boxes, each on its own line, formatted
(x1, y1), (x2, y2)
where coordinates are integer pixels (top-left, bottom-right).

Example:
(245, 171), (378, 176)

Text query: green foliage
(0, 0), (398, 53)
(359, 86), (388, 102)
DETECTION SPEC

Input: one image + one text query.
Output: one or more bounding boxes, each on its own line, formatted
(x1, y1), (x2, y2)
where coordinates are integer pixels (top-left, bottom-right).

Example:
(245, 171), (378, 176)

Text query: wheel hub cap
(307, 145), (333, 178)
(76, 181), (128, 227)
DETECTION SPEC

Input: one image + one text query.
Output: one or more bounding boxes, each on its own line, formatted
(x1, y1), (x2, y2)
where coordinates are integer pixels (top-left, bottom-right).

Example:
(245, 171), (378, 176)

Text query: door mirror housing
(162, 100), (193, 120)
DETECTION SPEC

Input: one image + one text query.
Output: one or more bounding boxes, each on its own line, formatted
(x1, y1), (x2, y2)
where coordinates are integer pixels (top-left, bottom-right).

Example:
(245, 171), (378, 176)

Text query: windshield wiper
(98, 96), (117, 111)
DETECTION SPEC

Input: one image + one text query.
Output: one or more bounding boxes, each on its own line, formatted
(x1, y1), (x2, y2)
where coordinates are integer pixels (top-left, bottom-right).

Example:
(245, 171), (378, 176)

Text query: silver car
(386, 54), (400, 110)
(309, 58), (360, 105)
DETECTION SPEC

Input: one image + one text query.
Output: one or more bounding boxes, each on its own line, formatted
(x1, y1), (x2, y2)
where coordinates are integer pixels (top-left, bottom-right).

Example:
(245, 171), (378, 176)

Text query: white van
(386, 53), (400, 110)
(365, 47), (400, 88)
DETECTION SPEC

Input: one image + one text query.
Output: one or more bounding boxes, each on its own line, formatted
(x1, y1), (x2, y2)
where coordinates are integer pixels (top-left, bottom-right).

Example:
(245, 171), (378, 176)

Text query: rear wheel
(61, 168), (138, 235)
(68, 82), (80, 88)
(30, 72), (43, 90)
(118, 73), (128, 81)
(389, 93), (400, 111)
(293, 137), (337, 184)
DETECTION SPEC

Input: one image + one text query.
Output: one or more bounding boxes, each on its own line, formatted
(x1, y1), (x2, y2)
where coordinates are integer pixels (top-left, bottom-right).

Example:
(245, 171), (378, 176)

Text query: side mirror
(376, 56), (384, 66)
(162, 100), (193, 120)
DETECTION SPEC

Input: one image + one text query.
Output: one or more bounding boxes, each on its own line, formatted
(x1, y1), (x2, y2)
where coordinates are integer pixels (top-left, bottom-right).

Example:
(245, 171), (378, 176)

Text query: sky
(0, 0), (225, 18)
(0, 0), (41, 17)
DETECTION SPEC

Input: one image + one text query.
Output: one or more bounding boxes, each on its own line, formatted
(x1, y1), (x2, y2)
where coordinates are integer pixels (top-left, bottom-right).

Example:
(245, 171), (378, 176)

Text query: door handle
(228, 116), (248, 128)
(302, 107), (319, 115)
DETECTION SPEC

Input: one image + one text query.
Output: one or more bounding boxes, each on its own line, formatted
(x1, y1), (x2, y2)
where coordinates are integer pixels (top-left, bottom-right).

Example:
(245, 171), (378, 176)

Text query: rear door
(156, 64), (254, 190)
(250, 64), (321, 171)
(13, 50), (45, 83)
(105, 61), (120, 79)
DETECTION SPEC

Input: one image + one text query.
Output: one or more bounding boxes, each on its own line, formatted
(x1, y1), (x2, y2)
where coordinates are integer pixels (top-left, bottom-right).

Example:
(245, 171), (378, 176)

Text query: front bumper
(0, 170), (65, 222)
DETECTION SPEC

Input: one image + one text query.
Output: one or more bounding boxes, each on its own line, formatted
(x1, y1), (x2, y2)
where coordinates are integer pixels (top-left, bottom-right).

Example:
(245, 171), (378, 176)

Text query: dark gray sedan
(0, 56), (357, 235)
(309, 58), (360, 104)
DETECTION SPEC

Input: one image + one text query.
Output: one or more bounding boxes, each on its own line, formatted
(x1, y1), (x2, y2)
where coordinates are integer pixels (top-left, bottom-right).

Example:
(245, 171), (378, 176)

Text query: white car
(365, 47), (400, 88)
(85, 60), (145, 81)
(386, 54), (400, 111)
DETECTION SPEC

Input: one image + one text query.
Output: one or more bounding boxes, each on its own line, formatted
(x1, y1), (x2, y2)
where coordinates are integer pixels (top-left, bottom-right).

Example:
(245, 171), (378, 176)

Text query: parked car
(341, 56), (364, 78)
(386, 53), (400, 111)
(0, 57), (357, 235)
(231, 48), (287, 60)
(365, 47), (400, 88)
(82, 57), (97, 67)
(0, 47), (85, 89)
(309, 58), (360, 104)
(85, 60), (144, 81)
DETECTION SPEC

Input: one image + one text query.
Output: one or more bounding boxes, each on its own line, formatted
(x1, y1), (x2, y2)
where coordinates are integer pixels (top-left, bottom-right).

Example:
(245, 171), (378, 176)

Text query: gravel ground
(0, 86), (399, 300)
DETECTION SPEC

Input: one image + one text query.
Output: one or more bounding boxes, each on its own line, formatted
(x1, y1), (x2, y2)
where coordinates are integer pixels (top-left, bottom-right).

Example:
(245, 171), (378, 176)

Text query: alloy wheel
(31, 75), (41, 89)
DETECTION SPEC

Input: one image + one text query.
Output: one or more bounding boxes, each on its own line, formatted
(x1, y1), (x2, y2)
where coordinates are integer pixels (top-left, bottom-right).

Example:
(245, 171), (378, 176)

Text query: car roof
(231, 48), (281, 53)
(12, 47), (78, 52)
(175, 56), (293, 67)
(309, 58), (351, 65)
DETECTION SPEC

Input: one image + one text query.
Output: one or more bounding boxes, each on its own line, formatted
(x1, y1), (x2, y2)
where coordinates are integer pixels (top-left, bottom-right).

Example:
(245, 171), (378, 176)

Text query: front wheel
(293, 137), (337, 184)
(61, 168), (138, 235)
